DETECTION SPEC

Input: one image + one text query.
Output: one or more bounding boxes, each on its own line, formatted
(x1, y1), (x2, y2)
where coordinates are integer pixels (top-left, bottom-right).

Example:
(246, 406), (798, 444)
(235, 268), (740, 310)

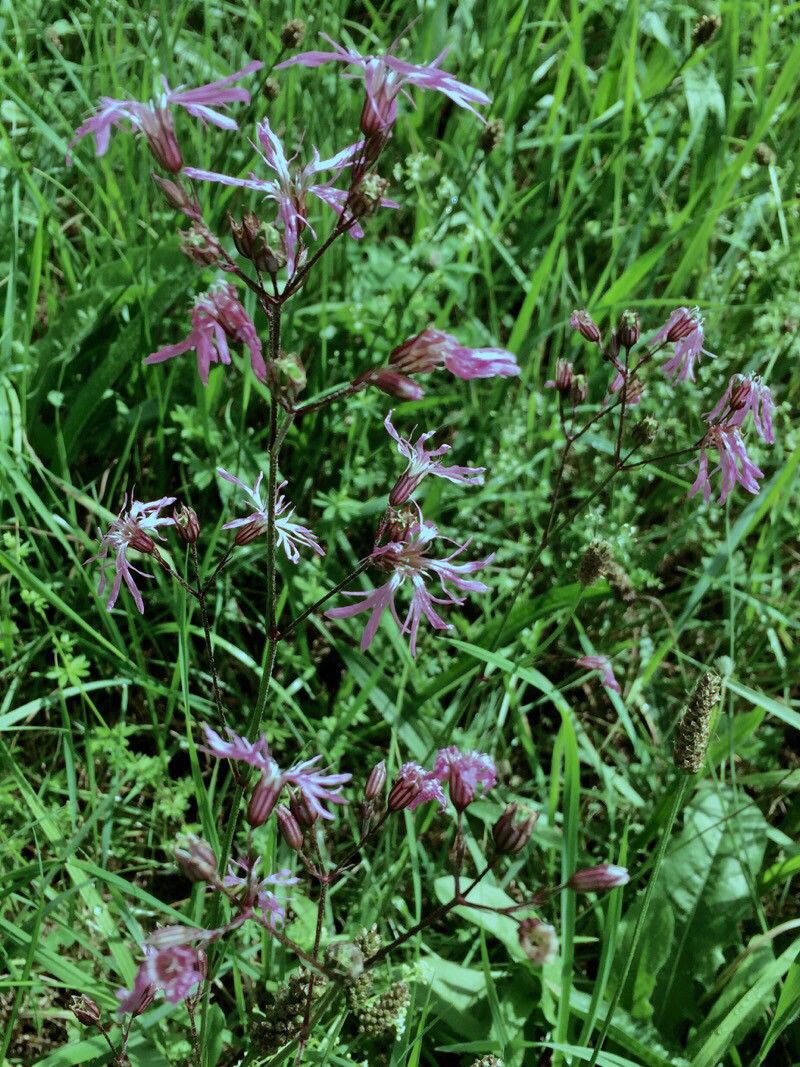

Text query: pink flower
(326, 519), (492, 657)
(282, 759), (351, 821)
(390, 328), (520, 384)
(200, 725), (279, 773)
(653, 307), (714, 383)
(689, 425), (764, 505)
(200, 726), (351, 821)
(384, 411), (485, 506)
(119, 937), (208, 1010)
(576, 655), (621, 695)
(433, 746), (496, 810)
(67, 61), (262, 165)
(606, 364), (643, 406)
(223, 857), (299, 928)
(88, 495), (176, 614)
(569, 864), (630, 892)
(184, 118), (398, 275)
(388, 761), (447, 811)
(216, 468), (325, 561)
(705, 373), (775, 444)
(145, 284), (265, 386)
(277, 33), (490, 136)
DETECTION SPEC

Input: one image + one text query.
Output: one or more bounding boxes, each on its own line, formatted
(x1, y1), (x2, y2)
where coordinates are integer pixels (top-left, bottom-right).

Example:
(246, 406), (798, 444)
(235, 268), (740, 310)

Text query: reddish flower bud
(570, 309), (601, 344)
(152, 174), (200, 219)
(139, 106), (183, 173)
(545, 359), (573, 394)
(518, 918), (558, 964)
(568, 863), (630, 892)
(387, 779), (417, 812)
(276, 804), (304, 851)
(70, 994), (101, 1026)
(617, 310), (641, 349)
(247, 774), (282, 827)
(353, 367), (425, 402)
(173, 505), (200, 544)
(728, 374), (751, 411)
(492, 803), (537, 855)
(174, 834), (218, 883)
(290, 789), (319, 829)
(364, 760), (387, 802)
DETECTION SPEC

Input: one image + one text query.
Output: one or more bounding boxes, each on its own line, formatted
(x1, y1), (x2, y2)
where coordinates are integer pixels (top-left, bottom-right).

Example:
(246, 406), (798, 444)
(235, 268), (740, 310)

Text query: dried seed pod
(674, 670), (721, 772)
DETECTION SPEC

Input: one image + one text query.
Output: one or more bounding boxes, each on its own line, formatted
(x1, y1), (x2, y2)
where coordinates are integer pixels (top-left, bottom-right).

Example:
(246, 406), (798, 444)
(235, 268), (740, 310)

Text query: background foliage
(1, 0), (799, 1064)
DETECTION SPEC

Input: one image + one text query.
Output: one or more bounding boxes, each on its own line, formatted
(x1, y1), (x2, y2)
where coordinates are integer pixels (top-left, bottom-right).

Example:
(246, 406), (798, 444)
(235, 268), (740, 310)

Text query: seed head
(579, 539), (613, 587)
(357, 981), (410, 1036)
(280, 19), (306, 48)
(692, 13), (721, 48)
(674, 670), (721, 773)
(263, 76), (280, 101)
(480, 118), (505, 153)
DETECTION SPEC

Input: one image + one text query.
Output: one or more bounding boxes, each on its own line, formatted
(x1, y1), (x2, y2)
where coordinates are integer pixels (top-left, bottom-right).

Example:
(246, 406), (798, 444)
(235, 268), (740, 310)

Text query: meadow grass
(1, 1), (799, 1065)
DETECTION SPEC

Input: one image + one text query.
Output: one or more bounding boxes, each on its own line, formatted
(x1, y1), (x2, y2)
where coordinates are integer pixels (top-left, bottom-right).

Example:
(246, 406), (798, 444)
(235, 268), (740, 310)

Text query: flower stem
(279, 560), (369, 640)
(191, 543), (228, 731)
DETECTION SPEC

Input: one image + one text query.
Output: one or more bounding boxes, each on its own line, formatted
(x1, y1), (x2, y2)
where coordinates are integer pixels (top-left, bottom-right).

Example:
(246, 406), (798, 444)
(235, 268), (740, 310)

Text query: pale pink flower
(119, 938), (207, 1010)
(200, 726), (350, 821)
(384, 411), (485, 506)
(390, 327), (519, 383)
(223, 857), (299, 928)
(606, 363), (643, 406)
(145, 283), (265, 386)
(200, 725), (278, 773)
(184, 118), (398, 275)
(689, 425), (764, 505)
(704, 373), (775, 444)
(576, 655), (621, 695)
(569, 864), (630, 892)
(653, 307), (714, 383)
(277, 33), (490, 135)
(326, 519), (492, 657)
(67, 61), (262, 165)
(433, 746), (496, 810)
(216, 468), (324, 561)
(88, 495), (175, 614)
(388, 761), (447, 811)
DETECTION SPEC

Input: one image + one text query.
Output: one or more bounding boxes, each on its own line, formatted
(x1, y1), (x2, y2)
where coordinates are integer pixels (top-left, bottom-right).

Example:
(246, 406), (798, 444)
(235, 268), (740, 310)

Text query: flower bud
(674, 669), (721, 773)
(234, 519), (266, 546)
(364, 760), (387, 802)
(387, 779), (417, 813)
(579, 539), (612, 587)
(350, 174), (390, 219)
(449, 770), (474, 814)
(353, 367), (425, 402)
(568, 863), (630, 892)
(173, 504), (200, 544)
(492, 803), (537, 855)
(545, 358), (573, 394)
(290, 789), (319, 829)
(617, 310), (641, 349)
(151, 174), (200, 219)
(180, 222), (223, 266)
(174, 834), (218, 883)
(247, 774), (282, 827)
(70, 994), (101, 1026)
(128, 529), (156, 555)
(604, 328), (621, 361)
(276, 804), (304, 851)
(480, 118), (505, 153)
(692, 13), (721, 48)
(728, 374), (751, 411)
(569, 309), (601, 344)
(263, 76), (280, 101)
(280, 18), (306, 48)
(518, 918), (558, 964)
